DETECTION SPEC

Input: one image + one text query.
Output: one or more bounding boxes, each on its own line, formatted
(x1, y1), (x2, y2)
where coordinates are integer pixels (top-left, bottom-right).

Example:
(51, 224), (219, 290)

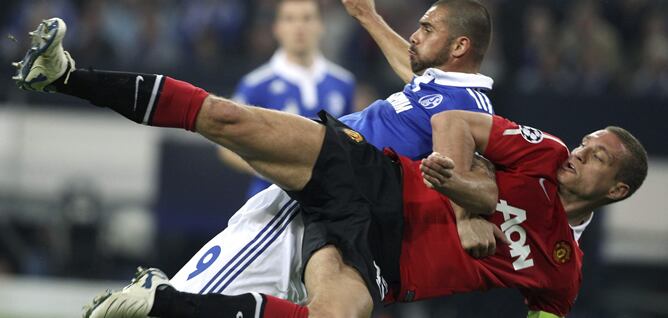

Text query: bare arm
(422, 111), (496, 215)
(423, 149), (507, 256)
(342, 0), (413, 83)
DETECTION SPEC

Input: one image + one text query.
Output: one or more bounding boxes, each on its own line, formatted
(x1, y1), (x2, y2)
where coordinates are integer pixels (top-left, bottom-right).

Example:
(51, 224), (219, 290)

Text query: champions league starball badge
(519, 125), (544, 144)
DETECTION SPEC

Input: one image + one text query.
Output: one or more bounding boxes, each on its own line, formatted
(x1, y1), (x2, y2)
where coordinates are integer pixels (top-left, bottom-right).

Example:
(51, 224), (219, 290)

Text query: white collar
(270, 49), (328, 83)
(415, 68), (494, 90)
(570, 212), (593, 242)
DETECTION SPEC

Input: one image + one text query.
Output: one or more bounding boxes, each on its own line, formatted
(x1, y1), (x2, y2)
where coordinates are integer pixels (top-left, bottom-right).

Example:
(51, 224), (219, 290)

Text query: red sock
(262, 294), (309, 318)
(150, 77), (209, 131)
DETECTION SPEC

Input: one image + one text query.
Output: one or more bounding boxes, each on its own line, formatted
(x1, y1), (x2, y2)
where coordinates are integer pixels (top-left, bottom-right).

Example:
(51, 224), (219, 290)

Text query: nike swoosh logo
(133, 75), (144, 112)
(539, 178), (550, 201)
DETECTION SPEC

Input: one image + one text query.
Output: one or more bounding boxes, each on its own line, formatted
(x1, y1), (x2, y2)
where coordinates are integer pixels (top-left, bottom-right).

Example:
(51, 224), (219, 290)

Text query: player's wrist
(357, 11), (384, 29)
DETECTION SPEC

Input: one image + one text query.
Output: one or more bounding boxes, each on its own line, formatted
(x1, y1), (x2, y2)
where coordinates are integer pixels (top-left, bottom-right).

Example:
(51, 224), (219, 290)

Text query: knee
(304, 246), (374, 318)
(204, 95), (246, 126)
(198, 95), (257, 139)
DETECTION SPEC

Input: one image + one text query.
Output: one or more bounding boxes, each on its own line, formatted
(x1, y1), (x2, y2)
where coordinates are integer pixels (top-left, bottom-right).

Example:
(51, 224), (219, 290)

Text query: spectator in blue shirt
(218, 0), (356, 198)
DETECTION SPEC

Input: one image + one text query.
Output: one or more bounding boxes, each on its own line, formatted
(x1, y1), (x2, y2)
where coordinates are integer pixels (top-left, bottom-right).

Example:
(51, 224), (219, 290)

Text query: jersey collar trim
(269, 49), (327, 109)
(569, 212), (593, 242)
(416, 68), (494, 90)
(270, 49), (328, 83)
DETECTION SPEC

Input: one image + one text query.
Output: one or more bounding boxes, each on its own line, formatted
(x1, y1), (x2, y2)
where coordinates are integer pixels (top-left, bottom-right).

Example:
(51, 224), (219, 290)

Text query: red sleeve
(523, 286), (578, 317)
(483, 116), (569, 180)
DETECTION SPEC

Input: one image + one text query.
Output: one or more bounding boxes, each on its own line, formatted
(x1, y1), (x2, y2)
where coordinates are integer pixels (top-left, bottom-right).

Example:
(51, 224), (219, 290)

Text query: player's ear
(451, 36), (471, 58)
(606, 182), (630, 202)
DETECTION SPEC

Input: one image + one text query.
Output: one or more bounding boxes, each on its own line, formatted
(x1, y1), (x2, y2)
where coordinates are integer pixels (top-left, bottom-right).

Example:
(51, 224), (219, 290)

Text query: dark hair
(432, 0), (491, 64)
(276, 0), (322, 17)
(605, 126), (648, 200)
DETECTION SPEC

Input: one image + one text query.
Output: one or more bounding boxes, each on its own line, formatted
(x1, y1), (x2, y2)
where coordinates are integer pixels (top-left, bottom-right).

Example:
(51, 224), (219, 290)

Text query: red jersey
(388, 116), (583, 316)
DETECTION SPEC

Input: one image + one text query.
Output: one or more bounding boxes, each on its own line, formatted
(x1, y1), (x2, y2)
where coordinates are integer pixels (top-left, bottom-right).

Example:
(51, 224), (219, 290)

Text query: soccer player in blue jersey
(13, 1), (529, 317)
(219, 0), (356, 198)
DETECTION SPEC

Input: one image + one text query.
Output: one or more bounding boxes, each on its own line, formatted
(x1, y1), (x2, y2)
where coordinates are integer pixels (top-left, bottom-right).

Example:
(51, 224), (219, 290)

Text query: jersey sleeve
(483, 116), (569, 178)
(522, 287), (577, 318)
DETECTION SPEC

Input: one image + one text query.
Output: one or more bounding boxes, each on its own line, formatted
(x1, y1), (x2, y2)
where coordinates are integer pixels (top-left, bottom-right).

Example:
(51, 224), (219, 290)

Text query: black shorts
(287, 110), (404, 304)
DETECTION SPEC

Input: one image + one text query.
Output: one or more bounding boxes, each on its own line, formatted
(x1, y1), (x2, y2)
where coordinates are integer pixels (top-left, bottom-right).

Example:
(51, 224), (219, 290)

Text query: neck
(559, 190), (601, 226)
(284, 50), (316, 68)
(436, 60), (480, 74)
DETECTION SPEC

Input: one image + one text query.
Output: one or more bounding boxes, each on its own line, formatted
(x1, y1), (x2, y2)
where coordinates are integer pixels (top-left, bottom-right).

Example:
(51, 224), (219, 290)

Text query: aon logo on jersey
(496, 200), (534, 270)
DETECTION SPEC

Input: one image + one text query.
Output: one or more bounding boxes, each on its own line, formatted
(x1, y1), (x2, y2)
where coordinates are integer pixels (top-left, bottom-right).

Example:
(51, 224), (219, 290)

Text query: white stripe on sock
(251, 292), (263, 318)
(143, 74), (163, 125)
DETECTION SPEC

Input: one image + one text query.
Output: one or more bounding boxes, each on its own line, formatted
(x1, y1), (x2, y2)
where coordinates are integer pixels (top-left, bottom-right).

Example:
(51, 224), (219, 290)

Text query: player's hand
(341, 0), (377, 20)
(420, 152), (456, 190)
(457, 216), (510, 258)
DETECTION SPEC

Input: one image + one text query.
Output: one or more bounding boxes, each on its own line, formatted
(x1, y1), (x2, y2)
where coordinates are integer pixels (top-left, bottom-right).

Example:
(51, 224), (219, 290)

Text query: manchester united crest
(342, 128), (364, 143)
(553, 241), (572, 264)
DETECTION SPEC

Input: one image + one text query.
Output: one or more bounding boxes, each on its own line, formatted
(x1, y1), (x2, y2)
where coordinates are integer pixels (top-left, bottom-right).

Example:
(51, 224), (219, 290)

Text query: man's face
(274, 1), (323, 56)
(408, 5), (454, 73)
(557, 130), (628, 200)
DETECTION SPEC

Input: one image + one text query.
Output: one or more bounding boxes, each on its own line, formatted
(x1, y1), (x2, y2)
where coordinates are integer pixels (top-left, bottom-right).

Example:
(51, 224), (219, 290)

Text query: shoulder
(239, 63), (277, 88)
(324, 61), (355, 85)
(406, 84), (492, 114)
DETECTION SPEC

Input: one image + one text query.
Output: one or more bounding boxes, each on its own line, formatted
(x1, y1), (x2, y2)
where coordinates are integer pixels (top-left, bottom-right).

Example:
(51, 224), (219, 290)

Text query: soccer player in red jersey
(389, 110), (648, 316)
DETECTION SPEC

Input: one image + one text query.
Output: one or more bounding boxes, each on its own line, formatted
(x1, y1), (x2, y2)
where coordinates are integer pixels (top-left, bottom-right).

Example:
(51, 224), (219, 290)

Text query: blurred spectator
(97, 0), (142, 67)
(515, 4), (570, 93)
(557, 0), (622, 95)
(4, 0), (668, 99)
(72, 0), (115, 69)
(630, 10), (668, 97)
(179, 0), (248, 69)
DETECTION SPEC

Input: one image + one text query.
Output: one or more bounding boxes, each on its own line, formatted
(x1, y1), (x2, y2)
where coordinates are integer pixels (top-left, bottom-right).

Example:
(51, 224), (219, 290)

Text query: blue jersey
(340, 68), (494, 160)
(233, 50), (356, 197)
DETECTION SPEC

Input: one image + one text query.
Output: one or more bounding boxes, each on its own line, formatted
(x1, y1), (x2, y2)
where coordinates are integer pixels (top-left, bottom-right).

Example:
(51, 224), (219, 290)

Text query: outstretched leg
(19, 19), (377, 318)
(195, 96), (325, 191)
(13, 18), (324, 191)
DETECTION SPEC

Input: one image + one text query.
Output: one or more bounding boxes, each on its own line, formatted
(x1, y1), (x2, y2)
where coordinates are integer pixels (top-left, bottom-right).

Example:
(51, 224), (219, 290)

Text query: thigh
(170, 186), (307, 304)
(304, 245), (374, 318)
(198, 97), (326, 191)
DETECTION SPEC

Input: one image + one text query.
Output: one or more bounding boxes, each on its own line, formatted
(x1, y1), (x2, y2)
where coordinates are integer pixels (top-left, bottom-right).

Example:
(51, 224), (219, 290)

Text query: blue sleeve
(233, 80), (262, 106)
(344, 81), (356, 114)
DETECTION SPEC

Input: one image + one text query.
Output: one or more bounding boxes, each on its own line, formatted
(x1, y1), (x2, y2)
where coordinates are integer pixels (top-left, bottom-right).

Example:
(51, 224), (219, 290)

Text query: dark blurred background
(0, 0), (667, 317)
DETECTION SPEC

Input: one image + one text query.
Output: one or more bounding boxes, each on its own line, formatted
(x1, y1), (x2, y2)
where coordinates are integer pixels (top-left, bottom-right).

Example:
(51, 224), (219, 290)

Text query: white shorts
(170, 185), (308, 304)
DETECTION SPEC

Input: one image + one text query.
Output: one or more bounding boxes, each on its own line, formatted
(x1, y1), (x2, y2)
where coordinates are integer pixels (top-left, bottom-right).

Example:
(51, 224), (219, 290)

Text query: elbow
(430, 110), (465, 125)
(198, 96), (247, 137)
(207, 97), (244, 126)
(430, 111), (451, 129)
(472, 184), (498, 216)
(482, 191), (499, 215)
(430, 111), (468, 135)
(480, 181), (499, 215)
